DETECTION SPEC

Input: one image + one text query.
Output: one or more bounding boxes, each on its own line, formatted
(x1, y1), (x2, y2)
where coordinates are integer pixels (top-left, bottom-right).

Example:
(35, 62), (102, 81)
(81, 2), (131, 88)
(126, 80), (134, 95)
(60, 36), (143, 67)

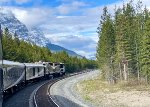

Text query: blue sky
(1, 0), (120, 7)
(1, 0), (148, 59)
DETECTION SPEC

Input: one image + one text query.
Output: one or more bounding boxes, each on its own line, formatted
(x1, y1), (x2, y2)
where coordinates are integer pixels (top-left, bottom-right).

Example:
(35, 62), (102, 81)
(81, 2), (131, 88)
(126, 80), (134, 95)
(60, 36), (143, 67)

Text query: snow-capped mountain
(0, 8), (80, 57)
(29, 27), (51, 46)
(0, 8), (29, 40)
(0, 8), (50, 46)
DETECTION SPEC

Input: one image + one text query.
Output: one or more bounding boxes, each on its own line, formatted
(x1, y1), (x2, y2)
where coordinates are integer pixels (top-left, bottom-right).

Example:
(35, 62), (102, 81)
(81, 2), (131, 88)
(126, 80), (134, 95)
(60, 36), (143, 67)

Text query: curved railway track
(33, 71), (87, 107)
(33, 73), (82, 107)
(33, 78), (61, 107)
(4, 71), (86, 107)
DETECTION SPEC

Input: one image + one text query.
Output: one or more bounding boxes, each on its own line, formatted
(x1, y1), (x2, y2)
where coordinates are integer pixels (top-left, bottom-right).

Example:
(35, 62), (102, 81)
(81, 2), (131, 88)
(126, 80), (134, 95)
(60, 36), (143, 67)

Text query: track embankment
(50, 70), (99, 107)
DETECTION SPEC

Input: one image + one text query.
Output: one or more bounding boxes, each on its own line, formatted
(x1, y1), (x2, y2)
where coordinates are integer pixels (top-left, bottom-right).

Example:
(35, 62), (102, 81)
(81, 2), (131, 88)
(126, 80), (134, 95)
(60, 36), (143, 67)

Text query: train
(2, 60), (65, 97)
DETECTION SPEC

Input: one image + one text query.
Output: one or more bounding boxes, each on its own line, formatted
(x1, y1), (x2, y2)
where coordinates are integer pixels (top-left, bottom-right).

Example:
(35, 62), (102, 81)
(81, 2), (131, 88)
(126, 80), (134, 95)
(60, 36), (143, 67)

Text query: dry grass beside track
(76, 75), (150, 107)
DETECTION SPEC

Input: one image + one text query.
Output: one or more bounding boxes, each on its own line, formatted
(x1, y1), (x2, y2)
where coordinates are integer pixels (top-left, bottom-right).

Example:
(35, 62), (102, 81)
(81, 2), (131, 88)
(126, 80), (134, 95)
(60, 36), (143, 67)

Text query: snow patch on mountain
(28, 27), (51, 46)
(0, 8), (29, 40)
(0, 8), (49, 46)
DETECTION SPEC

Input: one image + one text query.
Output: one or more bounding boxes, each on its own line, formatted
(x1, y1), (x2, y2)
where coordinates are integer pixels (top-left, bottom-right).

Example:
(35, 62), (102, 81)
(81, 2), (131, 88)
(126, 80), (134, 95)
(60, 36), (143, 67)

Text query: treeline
(2, 28), (97, 73)
(97, 1), (150, 84)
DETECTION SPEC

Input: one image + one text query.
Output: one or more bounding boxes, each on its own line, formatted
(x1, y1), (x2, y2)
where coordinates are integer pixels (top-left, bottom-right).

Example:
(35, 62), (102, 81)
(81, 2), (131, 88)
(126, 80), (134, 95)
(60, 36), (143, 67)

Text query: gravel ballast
(50, 70), (99, 107)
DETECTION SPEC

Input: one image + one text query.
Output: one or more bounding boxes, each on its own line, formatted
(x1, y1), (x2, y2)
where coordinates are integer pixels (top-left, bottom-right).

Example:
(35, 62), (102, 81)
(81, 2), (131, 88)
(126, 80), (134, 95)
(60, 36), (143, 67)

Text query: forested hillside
(2, 27), (97, 73)
(97, 1), (150, 84)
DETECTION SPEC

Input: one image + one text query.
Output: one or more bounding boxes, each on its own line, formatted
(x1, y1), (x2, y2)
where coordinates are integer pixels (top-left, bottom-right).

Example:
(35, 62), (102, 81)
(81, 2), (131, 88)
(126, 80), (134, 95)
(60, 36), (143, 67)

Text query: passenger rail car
(24, 63), (45, 82)
(3, 60), (25, 94)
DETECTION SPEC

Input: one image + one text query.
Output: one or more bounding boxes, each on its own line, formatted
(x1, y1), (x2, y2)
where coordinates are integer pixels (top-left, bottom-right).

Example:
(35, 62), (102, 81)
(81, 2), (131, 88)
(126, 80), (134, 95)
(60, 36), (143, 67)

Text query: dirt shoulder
(76, 75), (150, 107)
(50, 70), (99, 107)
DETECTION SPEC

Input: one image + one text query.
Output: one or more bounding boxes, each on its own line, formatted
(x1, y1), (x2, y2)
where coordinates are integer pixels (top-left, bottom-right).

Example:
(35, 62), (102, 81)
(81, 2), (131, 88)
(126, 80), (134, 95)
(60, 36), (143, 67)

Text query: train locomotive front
(50, 62), (65, 77)
(42, 62), (53, 79)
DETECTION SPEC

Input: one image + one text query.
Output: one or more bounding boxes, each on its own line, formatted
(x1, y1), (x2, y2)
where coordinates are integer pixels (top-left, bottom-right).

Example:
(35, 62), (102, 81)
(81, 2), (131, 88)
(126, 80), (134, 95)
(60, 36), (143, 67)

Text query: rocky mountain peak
(0, 8), (29, 39)
(28, 27), (51, 46)
(0, 8), (50, 46)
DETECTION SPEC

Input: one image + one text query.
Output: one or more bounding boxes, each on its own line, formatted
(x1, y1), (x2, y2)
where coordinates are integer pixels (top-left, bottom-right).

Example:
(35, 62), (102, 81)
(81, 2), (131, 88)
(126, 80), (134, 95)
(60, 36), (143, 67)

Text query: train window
(60, 64), (64, 68)
(33, 68), (35, 76)
(38, 68), (40, 76)
(54, 63), (58, 66)
(49, 63), (53, 66)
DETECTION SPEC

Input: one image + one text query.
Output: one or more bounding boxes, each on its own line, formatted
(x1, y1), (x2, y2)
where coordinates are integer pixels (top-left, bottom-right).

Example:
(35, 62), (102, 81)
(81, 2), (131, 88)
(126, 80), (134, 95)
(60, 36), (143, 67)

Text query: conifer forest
(96, 1), (150, 84)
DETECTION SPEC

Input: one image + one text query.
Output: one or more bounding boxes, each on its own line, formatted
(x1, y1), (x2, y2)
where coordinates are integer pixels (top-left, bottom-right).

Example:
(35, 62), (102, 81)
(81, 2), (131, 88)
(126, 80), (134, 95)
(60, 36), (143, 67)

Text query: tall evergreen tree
(97, 7), (115, 82)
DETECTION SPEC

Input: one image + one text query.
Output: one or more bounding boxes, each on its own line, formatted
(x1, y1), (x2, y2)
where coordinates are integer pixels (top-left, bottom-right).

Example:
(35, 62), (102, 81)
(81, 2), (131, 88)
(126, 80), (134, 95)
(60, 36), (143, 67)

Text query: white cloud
(55, 35), (95, 48)
(75, 50), (96, 59)
(8, 7), (54, 28)
(57, 1), (88, 14)
(46, 34), (97, 58)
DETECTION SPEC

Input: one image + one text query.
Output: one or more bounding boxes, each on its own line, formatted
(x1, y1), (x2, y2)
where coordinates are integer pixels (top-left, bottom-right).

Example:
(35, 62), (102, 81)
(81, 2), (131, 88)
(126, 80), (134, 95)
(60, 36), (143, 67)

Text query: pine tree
(97, 7), (116, 83)
(140, 8), (150, 82)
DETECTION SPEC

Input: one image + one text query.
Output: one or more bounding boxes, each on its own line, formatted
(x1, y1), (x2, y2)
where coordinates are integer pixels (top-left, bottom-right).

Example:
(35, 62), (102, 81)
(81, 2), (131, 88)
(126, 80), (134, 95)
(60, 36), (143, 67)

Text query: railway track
(33, 79), (60, 107)
(33, 72), (86, 107)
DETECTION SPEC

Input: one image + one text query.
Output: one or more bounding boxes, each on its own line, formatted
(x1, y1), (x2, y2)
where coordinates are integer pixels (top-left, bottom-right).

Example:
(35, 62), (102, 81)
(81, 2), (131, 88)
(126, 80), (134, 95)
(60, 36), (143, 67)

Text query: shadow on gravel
(51, 95), (82, 107)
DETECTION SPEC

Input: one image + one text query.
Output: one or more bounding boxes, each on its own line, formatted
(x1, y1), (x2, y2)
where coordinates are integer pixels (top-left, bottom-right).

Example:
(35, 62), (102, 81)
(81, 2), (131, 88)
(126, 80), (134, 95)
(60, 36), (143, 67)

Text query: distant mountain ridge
(46, 43), (82, 57)
(0, 8), (80, 57)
